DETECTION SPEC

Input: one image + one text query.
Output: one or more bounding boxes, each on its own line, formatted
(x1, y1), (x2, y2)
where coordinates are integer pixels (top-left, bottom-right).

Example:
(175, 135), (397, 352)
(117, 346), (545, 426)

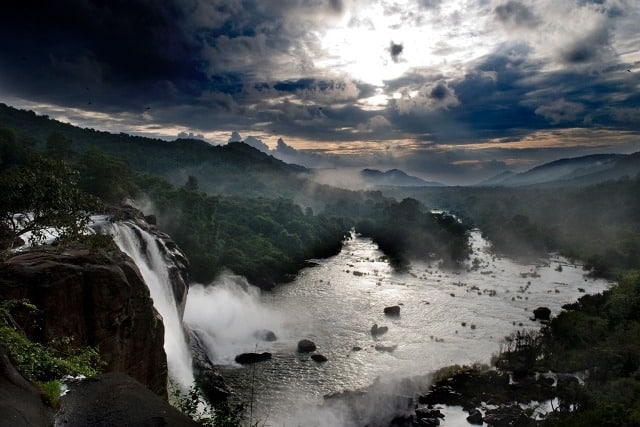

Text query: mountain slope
(361, 168), (443, 187)
(478, 153), (638, 187)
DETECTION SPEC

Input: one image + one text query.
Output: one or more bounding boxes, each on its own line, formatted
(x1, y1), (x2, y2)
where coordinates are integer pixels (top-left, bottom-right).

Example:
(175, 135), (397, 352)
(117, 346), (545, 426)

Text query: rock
(234, 352), (272, 364)
(413, 407), (443, 426)
(253, 329), (277, 342)
(0, 249), (168, 396)
(297, 339), (317, 353)
(371, 324), (389, 336)
(187, 329), (230, 404)
(55, 372), (198, 427)
(375, 343), (397, 352)
(352, 346), (362, 351)
(0, 345), (53, 426)
(533, 306), (551, 321)
(384, 305), (401, 316)
(143, 214), (157, 225)
(466, 408), (484, 425)
(311, 354), (328, 363)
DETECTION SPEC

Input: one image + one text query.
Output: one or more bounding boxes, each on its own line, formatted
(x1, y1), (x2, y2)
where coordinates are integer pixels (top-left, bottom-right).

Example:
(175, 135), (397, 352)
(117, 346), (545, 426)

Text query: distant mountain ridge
(361, 168), (444, 187)
(478, 152), (639, 187)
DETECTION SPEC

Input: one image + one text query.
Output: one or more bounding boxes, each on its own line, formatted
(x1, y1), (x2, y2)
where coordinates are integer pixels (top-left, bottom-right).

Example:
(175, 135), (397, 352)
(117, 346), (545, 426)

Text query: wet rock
(533, 307), (551, 321)
(234, 352), (272, 364)
(371, 323), (389, 336)
(375, 343), (397, 352)
(297, 339), (317, 353)
(188, 329), (230, 404)
(143, 214), (157, 225)
(0, 345), (53, 426)
(55, 372), (198, 427)
(384, 305), (401, 316)
(311, 354), (328, 363)
(253, 329), (277, 342)
(0, 249), (167, 396)
(466, 408), (484, 425)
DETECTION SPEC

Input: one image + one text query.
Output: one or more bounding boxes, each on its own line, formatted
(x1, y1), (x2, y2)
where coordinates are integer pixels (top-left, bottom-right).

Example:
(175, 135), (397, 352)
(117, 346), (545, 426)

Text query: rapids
(184, 230), (611, 425)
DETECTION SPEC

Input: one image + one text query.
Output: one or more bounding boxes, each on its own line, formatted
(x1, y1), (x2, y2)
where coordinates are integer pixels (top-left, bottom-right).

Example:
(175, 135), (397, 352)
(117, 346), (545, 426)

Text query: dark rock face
(234, 352), (272, 364)
(466, 408), (483, 425)
(384, 305), (401, 316)
(187, 330), (230, 404)
(0, 345), (53, 427)
(0, 249), (168, 396)
(533, 306), (551, 321)
(297, 339), (317, 353)
(55, 372), (198, 427)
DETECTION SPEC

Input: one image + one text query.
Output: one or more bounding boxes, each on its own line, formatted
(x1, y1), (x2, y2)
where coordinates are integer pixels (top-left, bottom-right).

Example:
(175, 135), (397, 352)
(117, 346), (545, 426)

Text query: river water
(184, 230), (611, 426)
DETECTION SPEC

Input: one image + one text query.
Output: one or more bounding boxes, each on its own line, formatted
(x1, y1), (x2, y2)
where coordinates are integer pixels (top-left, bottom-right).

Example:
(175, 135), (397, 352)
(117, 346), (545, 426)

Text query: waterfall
(111, 221), (194, 390)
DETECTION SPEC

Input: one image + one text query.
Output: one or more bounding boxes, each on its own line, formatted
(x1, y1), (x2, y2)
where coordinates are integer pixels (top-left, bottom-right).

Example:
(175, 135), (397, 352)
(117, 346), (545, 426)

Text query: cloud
(357, 115), (392, 133)
(392, 80), (460, 115)
(494, 1), (539, 28)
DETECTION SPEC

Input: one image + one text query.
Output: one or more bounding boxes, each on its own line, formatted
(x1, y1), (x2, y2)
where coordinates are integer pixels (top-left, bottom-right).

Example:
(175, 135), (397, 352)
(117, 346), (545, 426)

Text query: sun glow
(315, 1), (488, 87)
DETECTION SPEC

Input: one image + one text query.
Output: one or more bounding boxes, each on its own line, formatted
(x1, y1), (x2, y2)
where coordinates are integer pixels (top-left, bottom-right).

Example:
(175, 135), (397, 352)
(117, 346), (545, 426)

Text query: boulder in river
(533, 306), (551, 321)
(370, 324), (389, 336)
(384, 305), (401, 316)
(466, 408), (484, 425)
(253, 329), (277, 342)
(297, 339), (317, 353)
(374, 343), (397, 352)
(311, 354), (328, 363)
(235, 352), (272, 364)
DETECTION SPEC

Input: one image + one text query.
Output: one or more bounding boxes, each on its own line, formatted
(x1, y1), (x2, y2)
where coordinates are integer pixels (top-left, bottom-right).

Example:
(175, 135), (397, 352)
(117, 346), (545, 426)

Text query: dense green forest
(0, 104), (472, 285)
(386, 181), (640, 278)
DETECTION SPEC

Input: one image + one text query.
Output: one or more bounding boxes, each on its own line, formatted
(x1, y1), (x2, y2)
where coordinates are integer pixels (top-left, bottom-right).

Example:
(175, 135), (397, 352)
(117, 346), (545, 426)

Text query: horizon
(1, 1), (639, 185)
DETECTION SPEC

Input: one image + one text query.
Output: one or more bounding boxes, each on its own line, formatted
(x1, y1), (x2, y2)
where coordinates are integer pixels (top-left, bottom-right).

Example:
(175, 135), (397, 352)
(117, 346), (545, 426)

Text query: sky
(1, 0), (639, 184)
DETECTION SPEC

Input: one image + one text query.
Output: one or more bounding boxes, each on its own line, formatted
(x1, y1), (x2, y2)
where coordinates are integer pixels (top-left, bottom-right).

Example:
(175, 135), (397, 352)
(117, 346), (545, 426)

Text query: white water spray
(111, 222), (194, 390)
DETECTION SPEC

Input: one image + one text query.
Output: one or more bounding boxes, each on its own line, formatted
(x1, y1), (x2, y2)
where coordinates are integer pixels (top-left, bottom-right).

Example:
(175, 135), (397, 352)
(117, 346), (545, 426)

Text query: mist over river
(184, 230), (611, 426)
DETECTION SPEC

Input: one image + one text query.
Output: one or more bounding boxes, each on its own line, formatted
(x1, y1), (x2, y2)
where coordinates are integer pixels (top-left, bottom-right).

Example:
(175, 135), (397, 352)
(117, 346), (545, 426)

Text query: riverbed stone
(235, 352), (272, 364)
(297, 339), (317, 353)
(384, 305), (401, 316)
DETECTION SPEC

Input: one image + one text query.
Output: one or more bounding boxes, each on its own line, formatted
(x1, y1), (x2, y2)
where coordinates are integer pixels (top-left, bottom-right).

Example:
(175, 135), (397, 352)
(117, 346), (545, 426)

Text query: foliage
(0, 299), (104, 407)
(387, 177), (640, 277)
(169, 382), (252, 427)
(0, 155), (99, 252)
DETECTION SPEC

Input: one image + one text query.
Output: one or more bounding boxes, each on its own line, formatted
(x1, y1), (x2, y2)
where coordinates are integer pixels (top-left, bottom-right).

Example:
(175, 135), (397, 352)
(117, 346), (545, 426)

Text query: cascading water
(110, 221), (194, 390)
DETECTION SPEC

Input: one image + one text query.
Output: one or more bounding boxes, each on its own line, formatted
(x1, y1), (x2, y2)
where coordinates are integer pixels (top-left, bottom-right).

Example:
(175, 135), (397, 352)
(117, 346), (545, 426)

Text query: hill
(478, 152), (639, 187)
(361, 168), (443, 187)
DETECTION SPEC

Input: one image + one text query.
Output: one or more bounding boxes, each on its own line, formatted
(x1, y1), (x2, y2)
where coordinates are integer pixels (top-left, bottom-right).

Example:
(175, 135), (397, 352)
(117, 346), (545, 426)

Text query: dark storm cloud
(560, 24), (611, 65)
(0, 0), (204, 109)
(494, 1), (539, 28)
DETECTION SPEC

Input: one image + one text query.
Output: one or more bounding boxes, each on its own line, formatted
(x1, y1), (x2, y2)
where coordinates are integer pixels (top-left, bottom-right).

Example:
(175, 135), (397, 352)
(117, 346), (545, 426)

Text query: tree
(0, 156), (99, 252)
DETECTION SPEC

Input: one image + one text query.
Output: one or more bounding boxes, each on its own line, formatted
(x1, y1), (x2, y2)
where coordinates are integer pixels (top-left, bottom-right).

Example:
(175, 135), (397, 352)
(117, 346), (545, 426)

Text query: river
(184, 230), (611, 426)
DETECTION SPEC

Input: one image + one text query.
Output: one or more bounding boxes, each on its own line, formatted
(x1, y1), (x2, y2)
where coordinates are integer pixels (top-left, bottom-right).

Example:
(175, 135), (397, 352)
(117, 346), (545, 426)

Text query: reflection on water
(185, 230), (611, 425)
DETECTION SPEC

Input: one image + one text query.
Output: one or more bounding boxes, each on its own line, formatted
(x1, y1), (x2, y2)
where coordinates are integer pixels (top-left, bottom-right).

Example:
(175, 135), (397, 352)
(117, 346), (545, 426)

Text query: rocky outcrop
(0, 248), (168, 396)
(187, 330), (230, 404)
(0, 345), (53, 427)
(55, 372), (198, 427)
